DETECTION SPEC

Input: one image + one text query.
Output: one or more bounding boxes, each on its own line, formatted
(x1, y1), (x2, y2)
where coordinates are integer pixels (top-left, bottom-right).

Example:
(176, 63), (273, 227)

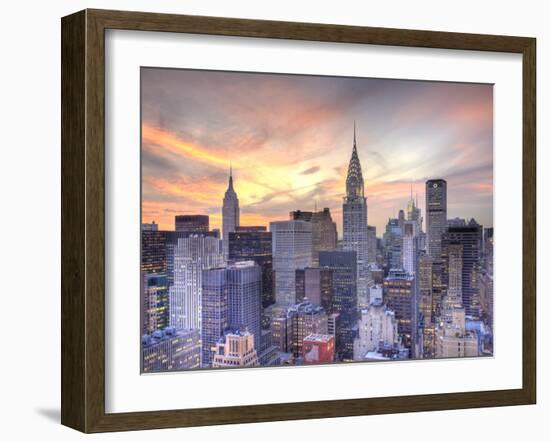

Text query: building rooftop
(303, 333), (333, 343)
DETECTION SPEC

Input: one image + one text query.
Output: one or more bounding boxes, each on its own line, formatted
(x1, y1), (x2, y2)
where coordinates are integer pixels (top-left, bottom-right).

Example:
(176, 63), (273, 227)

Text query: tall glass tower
(342, 123), (369, 307)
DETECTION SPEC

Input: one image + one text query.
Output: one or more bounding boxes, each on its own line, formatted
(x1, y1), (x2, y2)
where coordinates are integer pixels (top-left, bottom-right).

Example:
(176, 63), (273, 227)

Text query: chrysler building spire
(346, 122), (365, 200)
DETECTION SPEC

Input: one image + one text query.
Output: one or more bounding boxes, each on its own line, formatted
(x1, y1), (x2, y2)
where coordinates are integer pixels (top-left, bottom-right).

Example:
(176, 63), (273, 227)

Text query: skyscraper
(201, 267), (229, 367)
(384, 269), (416, 354)
(175, 214), (209, 233)
(201, 261), (262, 367)
(229, 227), (274, 308)
(367, 225), (377, 265)
(311, 208), (338, 266)
(426, 179), (447, 260)
(141, 273), (170, 335)
(342, 123), (370, 307)
(295, 267), (333, 311)
(443, 220), (482, 319)
(418, 252), (434, 326)
(319, 250), (357, 361)
(406, 184), (422, 233)
(402, 220), (419, 276)
(169, 235), (223, 331)
(270, 219), (313, 306)
(222, 165), (240, 259)
(226, 261), (262, 352)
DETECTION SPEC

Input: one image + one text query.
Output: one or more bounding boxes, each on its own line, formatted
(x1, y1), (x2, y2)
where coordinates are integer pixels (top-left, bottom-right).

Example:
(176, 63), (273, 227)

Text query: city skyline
(140, 68), (494, 373)
(141, 68), (493, 235)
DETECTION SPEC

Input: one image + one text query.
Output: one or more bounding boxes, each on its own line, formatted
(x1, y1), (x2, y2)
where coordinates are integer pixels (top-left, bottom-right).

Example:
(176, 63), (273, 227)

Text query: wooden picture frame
(61, 8), (536, 433)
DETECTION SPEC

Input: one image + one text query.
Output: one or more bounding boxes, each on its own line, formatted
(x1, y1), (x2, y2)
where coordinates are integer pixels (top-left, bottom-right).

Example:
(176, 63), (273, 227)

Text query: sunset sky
(141, 68), (493, 236)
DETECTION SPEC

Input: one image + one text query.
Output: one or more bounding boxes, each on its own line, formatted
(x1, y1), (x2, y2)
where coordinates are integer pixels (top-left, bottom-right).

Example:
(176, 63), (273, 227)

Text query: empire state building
(343, 123), (370, 307)
(222, 165), (240, 260)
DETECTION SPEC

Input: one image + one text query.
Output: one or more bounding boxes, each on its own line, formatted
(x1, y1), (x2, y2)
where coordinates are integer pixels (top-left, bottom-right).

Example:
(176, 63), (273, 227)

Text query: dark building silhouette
(319, 250), (357, 361)
(175, 214), (209, 233)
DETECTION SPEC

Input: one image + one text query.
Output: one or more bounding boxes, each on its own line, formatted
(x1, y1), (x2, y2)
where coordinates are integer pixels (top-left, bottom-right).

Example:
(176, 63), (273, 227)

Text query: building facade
(141, 327), (201, 373)
(169, 235), (223, 331)
(270, 219), (313, 306)
(302, 334), (335, 364)
(425, 179), (447, 260)
(295, 267), (333, 312)
(229, 228), (274, 307)
(222, 166), (240, 259)
(175, 214), (209, 233)
(353, 301), (398, 360)
(342, 124), (370, 310)
(212, 331), (259, 368)
(319, 250), (358, 361)
(141, 273), (170, 335)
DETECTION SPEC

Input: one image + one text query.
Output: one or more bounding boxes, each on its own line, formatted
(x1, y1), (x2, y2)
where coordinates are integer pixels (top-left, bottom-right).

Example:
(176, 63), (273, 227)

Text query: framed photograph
(61, 9), (536, 433)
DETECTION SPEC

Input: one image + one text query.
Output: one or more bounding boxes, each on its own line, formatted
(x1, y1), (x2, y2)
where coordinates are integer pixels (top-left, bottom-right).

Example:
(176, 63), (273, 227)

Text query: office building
(319, 250), (357, 360)
(229, 227), (274, 307)
(141, 327), (201, 373)
(295, 267), (333, 311)
(222, 166), (240, 259)
(201, 261), (262, 367)
(384, 269), (416, 354)
(443, 219), (482, 319)
(175, 214), (209, 233)
(169, 234), (223, 331)
(287, 300), (329, 357)
(141, 273), (170, 335)
(342, 124), (370, 309)
(270, 219), (312, 306)
(426, 179), (447, 260)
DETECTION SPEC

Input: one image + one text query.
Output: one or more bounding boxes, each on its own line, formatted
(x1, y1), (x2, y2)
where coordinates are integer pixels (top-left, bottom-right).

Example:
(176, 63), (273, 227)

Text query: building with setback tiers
(222, 165), (240, 260)
(342, 124), (370, 310)
(212, 331), (259, 368)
